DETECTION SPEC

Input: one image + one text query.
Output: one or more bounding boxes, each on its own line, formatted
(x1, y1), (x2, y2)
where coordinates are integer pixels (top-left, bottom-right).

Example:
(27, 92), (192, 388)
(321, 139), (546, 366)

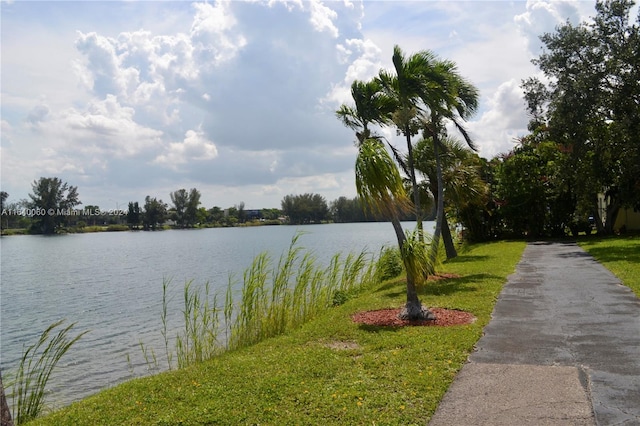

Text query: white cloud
(155, 129), (218, 167)
(39, 95), (163, 157)
(324, 38), (383, 105)
(75, 31), (140, 98)
(467, 79), (530, 158)
(514, 0), (587, 55)
(190, 1), (247, 66)
(308, 0), (339, 37)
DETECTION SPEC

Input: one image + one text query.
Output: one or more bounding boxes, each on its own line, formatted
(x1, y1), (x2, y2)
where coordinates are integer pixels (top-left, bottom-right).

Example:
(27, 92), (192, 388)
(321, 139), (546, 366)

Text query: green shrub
(376, 246), (403, 281)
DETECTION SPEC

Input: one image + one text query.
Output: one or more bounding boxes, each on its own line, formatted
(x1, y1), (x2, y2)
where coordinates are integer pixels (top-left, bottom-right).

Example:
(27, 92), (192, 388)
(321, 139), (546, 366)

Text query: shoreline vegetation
(7, 235), (638, 425)
(24, 239), (525, 425)
(0, 219), (284, 236)
(1, 218), (409, 237)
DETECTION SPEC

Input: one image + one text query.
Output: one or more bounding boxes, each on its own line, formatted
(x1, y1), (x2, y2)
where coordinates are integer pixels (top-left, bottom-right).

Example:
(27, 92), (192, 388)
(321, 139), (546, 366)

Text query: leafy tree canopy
(28, 177), (81, 234)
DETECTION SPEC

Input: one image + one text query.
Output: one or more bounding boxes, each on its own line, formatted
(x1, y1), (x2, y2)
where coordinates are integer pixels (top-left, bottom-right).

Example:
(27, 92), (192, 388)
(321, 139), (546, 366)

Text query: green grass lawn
(31, 241), (528, 425)
(578, 234), (640, 297)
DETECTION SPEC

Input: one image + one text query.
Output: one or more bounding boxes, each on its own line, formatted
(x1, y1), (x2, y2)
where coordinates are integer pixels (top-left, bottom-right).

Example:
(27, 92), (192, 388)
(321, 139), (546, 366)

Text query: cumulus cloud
(155, 129), (218, 167)
(467, 79), (530, 158)
(190, 1), (247, 66)
(39, 95), (163, 157)
(324, 37), (383, 105)
(514, 0), (585, 55)
(308, 0), (339, 37)
(74, 1), (246, 123)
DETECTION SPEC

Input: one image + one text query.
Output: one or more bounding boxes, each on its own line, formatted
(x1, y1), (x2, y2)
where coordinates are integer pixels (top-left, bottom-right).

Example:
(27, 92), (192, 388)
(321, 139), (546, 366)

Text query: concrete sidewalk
(429, 242), (640, 425)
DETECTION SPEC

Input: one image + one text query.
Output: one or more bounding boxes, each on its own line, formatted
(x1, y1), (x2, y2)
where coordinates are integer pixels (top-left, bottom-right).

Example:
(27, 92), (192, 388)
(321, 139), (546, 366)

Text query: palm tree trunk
(430, 135), (444, 266)
(441, 214), (457, 259)
(405, 127), (422, 237)
(391, 218), (434, 320)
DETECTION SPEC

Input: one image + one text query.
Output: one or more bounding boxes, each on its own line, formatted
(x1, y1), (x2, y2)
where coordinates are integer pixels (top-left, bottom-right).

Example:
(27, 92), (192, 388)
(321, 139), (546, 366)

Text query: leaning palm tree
(377, 45), (450, 240)
(355, 139), (434, 320)
(415, 136), (486, 258)
(420, 60), (479, 263)
(337, 79), (434, 320)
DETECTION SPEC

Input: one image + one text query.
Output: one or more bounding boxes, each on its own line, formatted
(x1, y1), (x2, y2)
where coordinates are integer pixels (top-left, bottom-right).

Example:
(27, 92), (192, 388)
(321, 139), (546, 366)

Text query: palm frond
(355, 139), (411, 219)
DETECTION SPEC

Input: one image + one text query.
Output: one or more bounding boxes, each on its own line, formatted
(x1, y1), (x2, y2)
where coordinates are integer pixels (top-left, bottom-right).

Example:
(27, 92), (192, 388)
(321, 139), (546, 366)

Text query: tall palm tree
(337, 79), (434, 320)
(377, 45), (450, 240)
(355, 140), (434, 320)
(420, 60), (479, 262)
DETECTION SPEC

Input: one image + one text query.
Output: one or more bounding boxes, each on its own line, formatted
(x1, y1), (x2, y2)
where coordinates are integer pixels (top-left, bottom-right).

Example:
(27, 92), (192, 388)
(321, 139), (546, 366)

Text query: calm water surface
(1, 222), (428, 406)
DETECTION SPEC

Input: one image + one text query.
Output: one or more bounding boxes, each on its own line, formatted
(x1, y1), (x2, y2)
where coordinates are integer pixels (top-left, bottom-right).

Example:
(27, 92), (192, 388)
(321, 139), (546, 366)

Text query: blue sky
(1, 0), (602, 209)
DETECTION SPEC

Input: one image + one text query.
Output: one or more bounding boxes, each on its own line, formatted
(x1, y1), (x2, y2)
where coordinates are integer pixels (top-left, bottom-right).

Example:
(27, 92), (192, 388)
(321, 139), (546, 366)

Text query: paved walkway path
(429, 241), (640, 425)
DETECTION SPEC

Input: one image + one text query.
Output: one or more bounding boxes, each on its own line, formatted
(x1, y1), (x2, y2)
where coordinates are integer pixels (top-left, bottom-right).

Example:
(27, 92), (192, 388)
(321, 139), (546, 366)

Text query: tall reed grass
(159, 233), (378, 370)
(8, 320), (86, 425)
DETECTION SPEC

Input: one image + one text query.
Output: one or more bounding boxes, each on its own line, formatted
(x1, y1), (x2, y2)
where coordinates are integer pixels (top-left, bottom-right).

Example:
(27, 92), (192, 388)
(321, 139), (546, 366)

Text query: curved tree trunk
(430, 135), (444, 266)
(441, 214), (458, 259)
(391, 218), (434, 321)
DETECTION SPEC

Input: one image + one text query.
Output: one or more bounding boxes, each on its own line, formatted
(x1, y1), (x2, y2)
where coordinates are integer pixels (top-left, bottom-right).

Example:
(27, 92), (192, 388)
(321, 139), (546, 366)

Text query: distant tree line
(1, 180), (396, 234)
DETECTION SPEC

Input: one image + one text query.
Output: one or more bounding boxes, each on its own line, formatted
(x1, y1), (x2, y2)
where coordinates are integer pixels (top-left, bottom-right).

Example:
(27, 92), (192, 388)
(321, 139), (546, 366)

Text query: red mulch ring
(352, 307), (475, 327)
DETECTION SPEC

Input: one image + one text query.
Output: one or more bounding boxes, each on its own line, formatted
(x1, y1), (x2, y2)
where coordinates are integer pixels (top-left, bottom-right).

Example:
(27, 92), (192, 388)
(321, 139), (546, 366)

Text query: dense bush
(376, 246), (403, 281)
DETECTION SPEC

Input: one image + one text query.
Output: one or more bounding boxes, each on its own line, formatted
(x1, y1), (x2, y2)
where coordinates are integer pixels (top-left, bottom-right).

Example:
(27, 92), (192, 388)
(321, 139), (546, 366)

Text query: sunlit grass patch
(578, 234), (640, 296)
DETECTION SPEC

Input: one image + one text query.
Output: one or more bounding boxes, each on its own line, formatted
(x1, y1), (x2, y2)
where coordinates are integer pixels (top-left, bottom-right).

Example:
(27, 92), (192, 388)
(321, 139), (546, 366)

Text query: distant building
(614, 207), (640, 232)
(245, 209), (262, 220)
(598, 193), (640, 232)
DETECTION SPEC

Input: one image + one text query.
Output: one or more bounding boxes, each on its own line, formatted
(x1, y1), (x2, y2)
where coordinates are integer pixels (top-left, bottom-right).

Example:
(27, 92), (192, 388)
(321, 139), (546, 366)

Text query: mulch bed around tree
(351, 307), (475, 327)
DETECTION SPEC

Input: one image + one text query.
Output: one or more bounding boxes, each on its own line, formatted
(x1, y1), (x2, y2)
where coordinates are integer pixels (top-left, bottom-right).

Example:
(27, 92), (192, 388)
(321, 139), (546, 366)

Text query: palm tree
(355, 140), (434, 320)
(420, 60), (479, 262)
(335, 79), (395, 145)
(337, 79), (434, 320)
(377, 45), (450, 239)
(415, 137), (487, 258)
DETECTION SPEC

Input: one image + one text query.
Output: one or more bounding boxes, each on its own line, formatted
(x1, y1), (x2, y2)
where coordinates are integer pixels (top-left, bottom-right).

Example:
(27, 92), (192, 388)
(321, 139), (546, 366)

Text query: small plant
(138, 341), (158, 371)
(376, 246), (403, 281)
(160, 278), (174, 370)
(10, 319), (87, 424)
(331, 289), (349, 306)
(402, 229), (438, 287)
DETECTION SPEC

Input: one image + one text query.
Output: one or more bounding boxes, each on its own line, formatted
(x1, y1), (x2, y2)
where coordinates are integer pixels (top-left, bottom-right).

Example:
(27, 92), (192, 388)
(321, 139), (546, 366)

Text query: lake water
(0, 221), (429, 407)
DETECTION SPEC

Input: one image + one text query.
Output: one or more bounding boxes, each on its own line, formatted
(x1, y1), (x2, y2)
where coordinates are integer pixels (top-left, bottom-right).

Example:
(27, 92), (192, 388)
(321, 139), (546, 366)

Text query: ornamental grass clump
(227, 233), (376, 351)
(9, 320), (87, 425)
(175, 281), (222, 369)
(160, 233), (378, 369)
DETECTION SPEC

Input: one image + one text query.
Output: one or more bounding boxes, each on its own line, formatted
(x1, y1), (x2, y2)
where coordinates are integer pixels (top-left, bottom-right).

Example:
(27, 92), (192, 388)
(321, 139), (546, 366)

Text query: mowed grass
(578, 234), (640, 297)
(30, 241), (526, 426)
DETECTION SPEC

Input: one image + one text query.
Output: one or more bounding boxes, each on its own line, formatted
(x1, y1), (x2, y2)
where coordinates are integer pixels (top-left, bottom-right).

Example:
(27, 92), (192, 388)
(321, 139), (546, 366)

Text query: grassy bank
(30, 241), (526, 425)
(578, 234), (640, 297)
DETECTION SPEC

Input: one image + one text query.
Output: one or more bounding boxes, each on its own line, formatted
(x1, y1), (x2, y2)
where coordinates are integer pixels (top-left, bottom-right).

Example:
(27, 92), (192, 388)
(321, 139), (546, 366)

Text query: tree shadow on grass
(356, 324), (404, 333)
(374, 273), (500, 300)
(445, 254), (491, 264)
(421, 273), (500, 297)
(584, 245), (640, 264)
